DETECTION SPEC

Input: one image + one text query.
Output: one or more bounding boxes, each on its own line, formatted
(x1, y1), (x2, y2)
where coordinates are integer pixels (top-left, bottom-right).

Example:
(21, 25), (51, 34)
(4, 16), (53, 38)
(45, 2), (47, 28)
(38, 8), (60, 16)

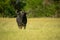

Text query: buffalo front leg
(24, 25), (26, 29)
(18, 26), (22, 29)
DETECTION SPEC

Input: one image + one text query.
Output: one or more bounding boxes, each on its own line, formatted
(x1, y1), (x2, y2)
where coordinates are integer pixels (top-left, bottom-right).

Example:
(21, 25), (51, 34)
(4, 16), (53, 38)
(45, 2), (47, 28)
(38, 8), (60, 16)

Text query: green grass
(0, 18), (60, 40)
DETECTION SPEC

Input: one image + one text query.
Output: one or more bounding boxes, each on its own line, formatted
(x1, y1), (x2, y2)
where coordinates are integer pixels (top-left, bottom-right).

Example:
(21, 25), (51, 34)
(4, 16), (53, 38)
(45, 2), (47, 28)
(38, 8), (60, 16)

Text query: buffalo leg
(24, 25), (26, 29)
(18, 26), (22, 29)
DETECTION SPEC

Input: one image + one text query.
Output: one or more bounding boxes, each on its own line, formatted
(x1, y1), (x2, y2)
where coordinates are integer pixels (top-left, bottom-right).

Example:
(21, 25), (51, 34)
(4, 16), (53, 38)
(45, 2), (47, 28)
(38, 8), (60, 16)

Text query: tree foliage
(0, 0), (60, 17)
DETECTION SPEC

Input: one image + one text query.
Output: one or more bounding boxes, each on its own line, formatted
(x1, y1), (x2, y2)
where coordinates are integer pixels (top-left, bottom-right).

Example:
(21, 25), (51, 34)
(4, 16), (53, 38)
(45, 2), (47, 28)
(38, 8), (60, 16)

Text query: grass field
(0, 18), (60, 40)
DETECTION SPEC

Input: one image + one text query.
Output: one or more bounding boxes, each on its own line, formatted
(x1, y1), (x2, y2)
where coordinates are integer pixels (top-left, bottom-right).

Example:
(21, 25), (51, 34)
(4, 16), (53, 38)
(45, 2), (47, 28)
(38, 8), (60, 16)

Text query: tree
(53, 0), (60, 17)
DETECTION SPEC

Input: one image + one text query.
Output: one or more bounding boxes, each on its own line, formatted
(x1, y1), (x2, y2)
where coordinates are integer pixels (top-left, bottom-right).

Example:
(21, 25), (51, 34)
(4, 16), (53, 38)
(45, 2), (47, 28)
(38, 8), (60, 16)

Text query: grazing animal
(16, 10), (27, 29)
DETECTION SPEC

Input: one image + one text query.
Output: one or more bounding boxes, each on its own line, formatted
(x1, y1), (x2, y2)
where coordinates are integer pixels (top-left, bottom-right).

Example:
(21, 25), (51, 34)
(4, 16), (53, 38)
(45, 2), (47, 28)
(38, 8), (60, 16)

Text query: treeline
(0, 0), (60, 18)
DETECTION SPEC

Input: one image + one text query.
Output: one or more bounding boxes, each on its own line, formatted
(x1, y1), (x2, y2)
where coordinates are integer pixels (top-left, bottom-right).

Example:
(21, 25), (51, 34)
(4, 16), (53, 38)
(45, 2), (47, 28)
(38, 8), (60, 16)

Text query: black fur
(16, 11), (27, 29)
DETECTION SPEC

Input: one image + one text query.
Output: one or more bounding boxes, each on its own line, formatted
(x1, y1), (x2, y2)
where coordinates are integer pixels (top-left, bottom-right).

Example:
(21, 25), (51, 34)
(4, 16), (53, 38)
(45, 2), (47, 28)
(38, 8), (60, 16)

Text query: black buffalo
(16, 10), (27, 29)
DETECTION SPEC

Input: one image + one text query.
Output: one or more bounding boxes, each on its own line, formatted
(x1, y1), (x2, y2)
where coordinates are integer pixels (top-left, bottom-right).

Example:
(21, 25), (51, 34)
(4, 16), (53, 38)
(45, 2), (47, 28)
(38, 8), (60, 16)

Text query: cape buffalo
(16, 10), (27, 29)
